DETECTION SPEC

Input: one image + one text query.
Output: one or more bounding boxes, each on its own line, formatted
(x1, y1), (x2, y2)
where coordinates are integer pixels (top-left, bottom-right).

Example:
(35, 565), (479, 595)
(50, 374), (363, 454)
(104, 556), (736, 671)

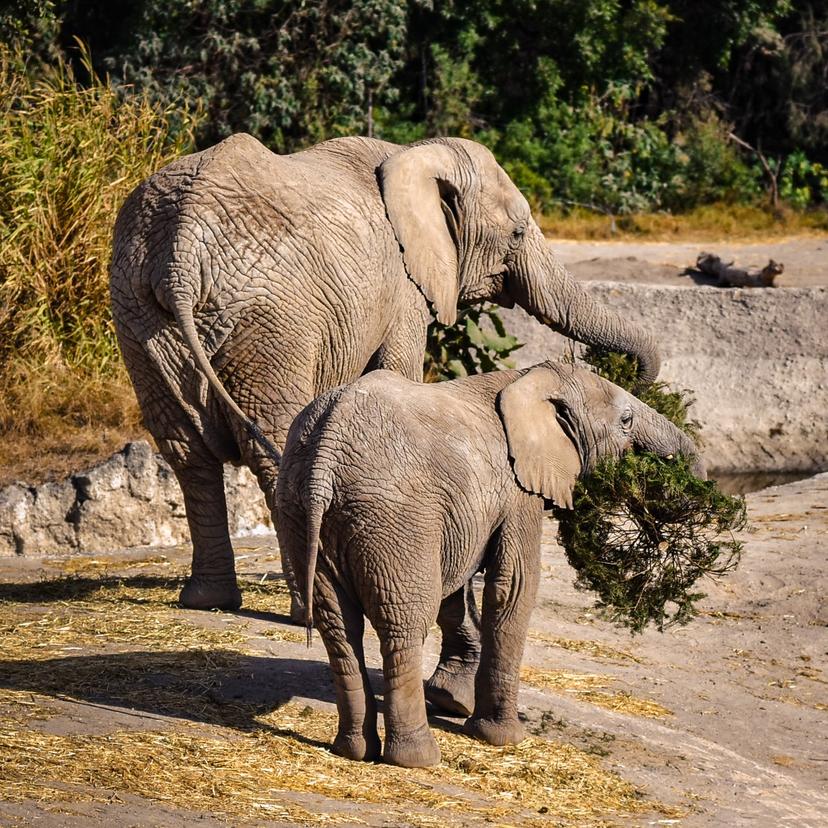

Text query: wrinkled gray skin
(276, 363), (702, 767)
(110, 133), (660, 626)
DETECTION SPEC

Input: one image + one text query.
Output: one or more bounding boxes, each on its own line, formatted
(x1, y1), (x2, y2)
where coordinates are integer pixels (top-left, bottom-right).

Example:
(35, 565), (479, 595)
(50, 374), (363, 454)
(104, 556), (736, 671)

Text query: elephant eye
(621, 409), (633, 428)
(512, 223), (526, 240)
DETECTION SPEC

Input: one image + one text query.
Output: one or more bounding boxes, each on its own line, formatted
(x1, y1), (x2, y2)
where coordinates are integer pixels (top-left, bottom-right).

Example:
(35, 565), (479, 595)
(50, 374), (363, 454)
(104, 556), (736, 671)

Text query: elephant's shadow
(0, 649), (464, 746)
(0, 574), (182, 604)
(0, 575), (466, 745)
(0, 648), (380, 749)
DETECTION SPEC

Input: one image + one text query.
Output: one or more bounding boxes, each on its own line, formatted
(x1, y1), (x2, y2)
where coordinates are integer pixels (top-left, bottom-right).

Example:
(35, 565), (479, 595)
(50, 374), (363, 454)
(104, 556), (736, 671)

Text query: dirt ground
(1, 473), (825, 827)
(551, 236), (828, 288)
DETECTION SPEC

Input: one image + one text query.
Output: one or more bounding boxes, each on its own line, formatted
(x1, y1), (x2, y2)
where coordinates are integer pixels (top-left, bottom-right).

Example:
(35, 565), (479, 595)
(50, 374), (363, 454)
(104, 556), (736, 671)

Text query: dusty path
(1, 474), (825, 826)
(549, 236), (828, 288)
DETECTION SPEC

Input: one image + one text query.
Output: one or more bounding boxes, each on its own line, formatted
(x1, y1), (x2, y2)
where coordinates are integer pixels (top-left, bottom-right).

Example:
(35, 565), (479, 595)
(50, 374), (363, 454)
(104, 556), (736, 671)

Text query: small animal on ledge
(695, 252), (784, 287)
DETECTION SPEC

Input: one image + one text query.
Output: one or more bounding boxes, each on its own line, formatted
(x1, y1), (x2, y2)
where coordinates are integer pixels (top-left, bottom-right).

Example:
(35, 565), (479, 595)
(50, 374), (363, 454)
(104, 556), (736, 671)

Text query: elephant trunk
(632, 402), (707, 479)
(510, 227), (661, 383)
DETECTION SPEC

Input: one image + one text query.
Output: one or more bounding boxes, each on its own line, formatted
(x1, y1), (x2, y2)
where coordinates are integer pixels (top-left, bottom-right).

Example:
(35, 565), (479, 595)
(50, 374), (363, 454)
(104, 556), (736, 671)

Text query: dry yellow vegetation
(0, 556), (673, 825)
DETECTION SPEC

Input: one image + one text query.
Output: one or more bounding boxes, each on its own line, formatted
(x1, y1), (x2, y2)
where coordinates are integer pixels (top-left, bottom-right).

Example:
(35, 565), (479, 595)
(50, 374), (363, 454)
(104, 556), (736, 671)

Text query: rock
(0, 484), (33, 556)
(0, 440), (272, 557)
(0, 480), (77, 557)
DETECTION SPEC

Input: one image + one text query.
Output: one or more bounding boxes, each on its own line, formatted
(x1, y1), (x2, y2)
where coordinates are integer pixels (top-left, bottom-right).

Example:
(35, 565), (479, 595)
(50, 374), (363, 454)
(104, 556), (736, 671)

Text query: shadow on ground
(0, 573), (296, 623)
(0, 648), (465, 744)
(0, 650), (348, 747)
(0, 575), (182, 604)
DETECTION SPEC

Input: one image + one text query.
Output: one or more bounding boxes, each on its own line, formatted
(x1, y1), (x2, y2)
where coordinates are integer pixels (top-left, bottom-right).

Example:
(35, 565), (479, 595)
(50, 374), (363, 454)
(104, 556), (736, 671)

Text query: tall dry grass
(538, 202), (828, 241)
(0, 43), (195, 482)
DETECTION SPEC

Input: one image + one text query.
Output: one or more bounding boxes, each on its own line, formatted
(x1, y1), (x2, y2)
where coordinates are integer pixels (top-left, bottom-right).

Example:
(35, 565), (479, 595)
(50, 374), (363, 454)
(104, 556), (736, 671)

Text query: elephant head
(379, 139), (660, 383)
(498, 362), (704, 508)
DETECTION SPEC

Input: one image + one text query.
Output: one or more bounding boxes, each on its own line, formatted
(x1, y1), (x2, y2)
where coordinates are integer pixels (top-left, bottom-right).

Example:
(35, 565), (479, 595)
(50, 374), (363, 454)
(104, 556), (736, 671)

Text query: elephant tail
(169, 294), (282, 465)
(304, 497), (328, 647)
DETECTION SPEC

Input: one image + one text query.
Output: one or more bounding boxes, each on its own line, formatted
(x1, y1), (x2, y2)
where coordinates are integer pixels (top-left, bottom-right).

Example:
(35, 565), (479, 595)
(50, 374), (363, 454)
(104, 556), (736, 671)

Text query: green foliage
(77, 0), (410, 152)
(424, 306), (522, 383)
(582, 346), (701, 439)
(779, 150), (828, 208)
(6, 0), (824, 211)
(0, 0), (55, 44)
(668, 116), (763, 208)
(0, 43), (194, 380)
(426, 29), (484, 138)
(479, 78), (685, 215)
(555, 348), (746, 632)
(558, 452), (746, 632)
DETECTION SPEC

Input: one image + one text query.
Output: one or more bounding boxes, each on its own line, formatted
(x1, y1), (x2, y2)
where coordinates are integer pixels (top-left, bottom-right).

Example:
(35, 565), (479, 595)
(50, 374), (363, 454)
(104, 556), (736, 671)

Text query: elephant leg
(116, 328), (241, 611)
(366, 544), (441, 767)
(314, 561), (380, 762)
(172, 458), (242, 611)
(425, 583), (481, 717)
(254, 455), (306, 625)
(367, 296), (429, 382)
(380, 636), (440, 768)
(463, 513), (542, 747)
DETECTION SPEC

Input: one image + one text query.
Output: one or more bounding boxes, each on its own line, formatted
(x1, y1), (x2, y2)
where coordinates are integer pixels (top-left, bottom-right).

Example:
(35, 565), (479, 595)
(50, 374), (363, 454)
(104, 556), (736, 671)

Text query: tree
(60, 0), (411, 151)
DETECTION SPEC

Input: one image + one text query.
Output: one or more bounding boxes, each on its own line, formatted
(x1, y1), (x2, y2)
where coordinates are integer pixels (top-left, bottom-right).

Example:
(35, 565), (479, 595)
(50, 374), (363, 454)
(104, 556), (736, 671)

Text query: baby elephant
(276, 363), (702, 767)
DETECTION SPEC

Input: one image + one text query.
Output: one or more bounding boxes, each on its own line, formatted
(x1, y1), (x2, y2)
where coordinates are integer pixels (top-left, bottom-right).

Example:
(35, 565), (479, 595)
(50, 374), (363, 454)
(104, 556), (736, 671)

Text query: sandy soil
(550, 236), (828, 288)
(1, 473), (825, 826)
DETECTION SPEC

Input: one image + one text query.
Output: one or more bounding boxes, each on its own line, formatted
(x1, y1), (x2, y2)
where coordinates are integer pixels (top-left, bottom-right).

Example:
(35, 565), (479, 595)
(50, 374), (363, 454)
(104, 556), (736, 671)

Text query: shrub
(667, 115), (763, 209)
(0, 43), (194, 436)
(424, 305), (522, 382)
(482, 80), (685, 216)
(556, 349), (746, 632)
(0, 44), (194, 378)
(779, 150), (828, 209)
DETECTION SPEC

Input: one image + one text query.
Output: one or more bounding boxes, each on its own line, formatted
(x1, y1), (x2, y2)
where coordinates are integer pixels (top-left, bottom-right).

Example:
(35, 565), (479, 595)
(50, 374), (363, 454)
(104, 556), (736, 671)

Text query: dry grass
(0, 44), (191, 487)
(0, 559), (667, 825)
(0, 704), (649, 825)
(521, 666), (672, 719)
(0, 368), (144, 487)
(538, 202), (828, 241)
(528, 630), (642, 663)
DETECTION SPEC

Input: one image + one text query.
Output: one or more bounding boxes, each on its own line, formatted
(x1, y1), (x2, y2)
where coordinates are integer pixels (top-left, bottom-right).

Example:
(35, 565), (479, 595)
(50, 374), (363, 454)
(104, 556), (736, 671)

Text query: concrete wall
(500, 283), (828, 473)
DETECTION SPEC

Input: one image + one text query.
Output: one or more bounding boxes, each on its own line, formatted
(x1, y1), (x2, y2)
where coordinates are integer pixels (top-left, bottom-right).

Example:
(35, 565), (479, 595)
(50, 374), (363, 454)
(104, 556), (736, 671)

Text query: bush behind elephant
(276, 362), (701, 768)
(110, 133), (660, 618)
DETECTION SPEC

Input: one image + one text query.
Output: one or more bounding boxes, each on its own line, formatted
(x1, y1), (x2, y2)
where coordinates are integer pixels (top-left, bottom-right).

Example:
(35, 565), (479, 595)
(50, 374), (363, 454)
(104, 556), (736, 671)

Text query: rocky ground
(552, 236), (828, 288)
(0, 473), (825, 827)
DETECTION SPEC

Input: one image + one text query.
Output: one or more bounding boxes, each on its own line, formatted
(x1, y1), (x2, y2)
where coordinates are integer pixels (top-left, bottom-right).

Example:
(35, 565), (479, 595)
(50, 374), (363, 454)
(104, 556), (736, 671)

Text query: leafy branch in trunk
(556, 347), (746, 633)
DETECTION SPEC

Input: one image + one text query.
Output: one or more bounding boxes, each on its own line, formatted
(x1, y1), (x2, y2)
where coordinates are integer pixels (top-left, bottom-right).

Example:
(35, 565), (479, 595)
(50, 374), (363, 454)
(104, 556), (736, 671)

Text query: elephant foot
(179, 576), (242, 611)
(462, 715), (526, 747)
(333, 727), (382, 763)
(425, 664), (476, 717)
(383, 724), (441, 768)
(288, 595), (307, 626)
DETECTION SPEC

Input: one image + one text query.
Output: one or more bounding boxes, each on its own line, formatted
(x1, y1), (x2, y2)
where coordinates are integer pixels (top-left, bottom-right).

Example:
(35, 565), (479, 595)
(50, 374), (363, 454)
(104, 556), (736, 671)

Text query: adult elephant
(110, 133), (659, 617)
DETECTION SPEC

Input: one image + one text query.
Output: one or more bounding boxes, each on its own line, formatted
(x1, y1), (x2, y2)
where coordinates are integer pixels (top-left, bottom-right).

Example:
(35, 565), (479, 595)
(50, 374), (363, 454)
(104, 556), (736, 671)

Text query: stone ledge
(0, 440), (271, 557)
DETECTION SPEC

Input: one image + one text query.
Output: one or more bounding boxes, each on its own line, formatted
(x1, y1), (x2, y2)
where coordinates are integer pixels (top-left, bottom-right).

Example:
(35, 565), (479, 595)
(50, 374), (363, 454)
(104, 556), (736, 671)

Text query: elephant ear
(379, 143), (460, 326)
(497, 367), (582, 509)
